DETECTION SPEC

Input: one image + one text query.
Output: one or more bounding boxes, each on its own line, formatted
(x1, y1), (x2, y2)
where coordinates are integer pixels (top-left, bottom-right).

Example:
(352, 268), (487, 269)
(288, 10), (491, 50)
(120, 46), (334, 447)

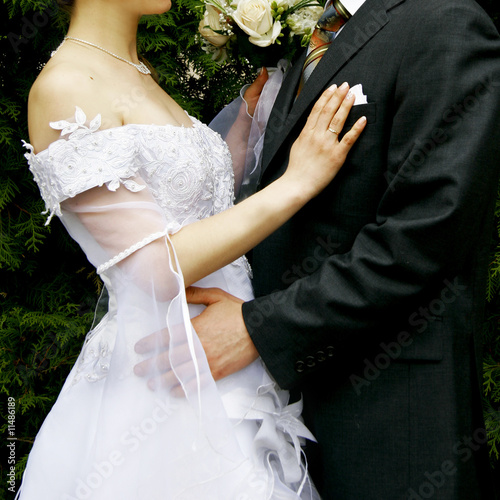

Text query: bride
(19, 0), (365, 498)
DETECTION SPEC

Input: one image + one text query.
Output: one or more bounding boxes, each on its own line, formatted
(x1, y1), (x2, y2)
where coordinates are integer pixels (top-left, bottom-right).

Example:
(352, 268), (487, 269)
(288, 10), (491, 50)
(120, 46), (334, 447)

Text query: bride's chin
(149, 0), (172, 15)
(160, 1), (172, 14)
(138, 1), (171, 16)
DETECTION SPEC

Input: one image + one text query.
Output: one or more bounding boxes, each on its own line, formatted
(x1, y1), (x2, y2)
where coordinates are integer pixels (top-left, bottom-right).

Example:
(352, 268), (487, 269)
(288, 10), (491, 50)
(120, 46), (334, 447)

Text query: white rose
(232, 0), (281, 46)
(199, 6), (231, 47)
(248, 20), (282, 46)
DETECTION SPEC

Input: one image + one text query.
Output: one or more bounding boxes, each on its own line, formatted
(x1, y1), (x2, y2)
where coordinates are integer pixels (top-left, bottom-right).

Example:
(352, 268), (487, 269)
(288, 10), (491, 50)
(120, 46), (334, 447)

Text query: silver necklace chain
(51, 36), (151, 75)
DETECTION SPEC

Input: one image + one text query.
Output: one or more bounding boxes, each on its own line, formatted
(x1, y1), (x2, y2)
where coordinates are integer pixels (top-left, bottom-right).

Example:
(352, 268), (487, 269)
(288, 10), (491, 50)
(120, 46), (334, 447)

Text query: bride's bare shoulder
(28, 60), (120, 153)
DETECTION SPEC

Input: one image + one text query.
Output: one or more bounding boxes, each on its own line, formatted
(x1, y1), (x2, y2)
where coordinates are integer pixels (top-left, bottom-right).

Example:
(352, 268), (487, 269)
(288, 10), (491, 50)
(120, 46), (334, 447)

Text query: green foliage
(0, 0), (110, 493)
(484, 188), (500, 479)
(482, 4), (500, 475)
(0, 1), (255, 495)
(136, 0), (259, 122)
(0, 0), (499, 498)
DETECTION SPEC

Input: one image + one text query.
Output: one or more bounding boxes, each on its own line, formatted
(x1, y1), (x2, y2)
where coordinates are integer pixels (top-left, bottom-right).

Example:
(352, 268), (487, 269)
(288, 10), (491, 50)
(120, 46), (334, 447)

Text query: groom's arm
(241, 1), (500, 389)
(181, 1), (500, 388)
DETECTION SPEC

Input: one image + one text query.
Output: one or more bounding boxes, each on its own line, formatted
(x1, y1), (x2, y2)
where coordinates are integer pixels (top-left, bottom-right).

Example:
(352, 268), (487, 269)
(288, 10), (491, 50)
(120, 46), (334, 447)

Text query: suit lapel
(259, 50), (306, 173)
(260, 0), (399, 177)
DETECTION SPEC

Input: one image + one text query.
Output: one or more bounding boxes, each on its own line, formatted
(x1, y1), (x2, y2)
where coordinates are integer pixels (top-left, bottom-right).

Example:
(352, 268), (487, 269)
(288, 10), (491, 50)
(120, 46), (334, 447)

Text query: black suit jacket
(241, 0), (500, 498)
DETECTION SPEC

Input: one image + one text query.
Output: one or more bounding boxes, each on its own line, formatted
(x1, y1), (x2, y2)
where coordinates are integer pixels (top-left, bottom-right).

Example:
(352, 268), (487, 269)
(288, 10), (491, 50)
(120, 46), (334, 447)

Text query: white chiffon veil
(210, 60), (289, 201)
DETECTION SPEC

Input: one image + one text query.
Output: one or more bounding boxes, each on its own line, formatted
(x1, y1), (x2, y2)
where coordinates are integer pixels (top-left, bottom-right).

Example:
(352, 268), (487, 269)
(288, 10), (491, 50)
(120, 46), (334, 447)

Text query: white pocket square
(348, 84), (368, 105)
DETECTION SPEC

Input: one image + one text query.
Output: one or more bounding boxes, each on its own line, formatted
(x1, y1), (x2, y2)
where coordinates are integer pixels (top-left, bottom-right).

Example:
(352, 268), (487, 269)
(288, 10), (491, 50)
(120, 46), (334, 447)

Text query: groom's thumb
(185, 286), (225, 305)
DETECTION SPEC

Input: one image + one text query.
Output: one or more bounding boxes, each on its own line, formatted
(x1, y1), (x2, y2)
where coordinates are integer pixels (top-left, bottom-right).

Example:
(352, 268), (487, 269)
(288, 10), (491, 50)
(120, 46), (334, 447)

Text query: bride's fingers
(315, 84), (354, 136)
(305, 83), (350, 131)
(303, 84), (338, 128)
(335, 115), (367, 155)
(243, 67), (269, 117)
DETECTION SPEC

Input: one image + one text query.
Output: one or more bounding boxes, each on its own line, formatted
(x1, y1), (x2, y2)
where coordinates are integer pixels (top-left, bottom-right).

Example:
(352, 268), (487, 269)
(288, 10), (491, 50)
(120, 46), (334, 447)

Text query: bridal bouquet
(198, 0), (323, 64)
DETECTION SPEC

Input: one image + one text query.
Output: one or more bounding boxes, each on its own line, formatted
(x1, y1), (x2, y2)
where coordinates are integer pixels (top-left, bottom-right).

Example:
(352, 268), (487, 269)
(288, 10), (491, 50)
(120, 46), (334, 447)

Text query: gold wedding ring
(328, 127), (338, 134)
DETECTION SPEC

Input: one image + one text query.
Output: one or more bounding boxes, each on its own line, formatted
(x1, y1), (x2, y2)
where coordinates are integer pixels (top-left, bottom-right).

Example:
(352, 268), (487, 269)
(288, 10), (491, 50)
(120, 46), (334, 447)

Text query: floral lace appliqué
(24, 106), (235, 226)
(50, 105), (102, 139)
(70, 315), (113, 385)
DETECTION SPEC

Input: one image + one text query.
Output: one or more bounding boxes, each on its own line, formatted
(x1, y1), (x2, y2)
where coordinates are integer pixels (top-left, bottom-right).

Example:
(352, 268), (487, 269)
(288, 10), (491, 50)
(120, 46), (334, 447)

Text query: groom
(187, 0), (500, 498)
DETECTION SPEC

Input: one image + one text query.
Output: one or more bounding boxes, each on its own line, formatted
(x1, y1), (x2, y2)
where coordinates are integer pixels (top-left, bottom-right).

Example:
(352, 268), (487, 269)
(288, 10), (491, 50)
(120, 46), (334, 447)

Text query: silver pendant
(136, 62), (151, 75)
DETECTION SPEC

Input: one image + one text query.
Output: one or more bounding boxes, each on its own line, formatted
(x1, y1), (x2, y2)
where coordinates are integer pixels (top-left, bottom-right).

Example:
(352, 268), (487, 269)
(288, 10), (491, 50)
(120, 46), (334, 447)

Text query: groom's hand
(133, 287), (258, 391)
(134, 324), (209, 395)
(186, 287), (259, 380)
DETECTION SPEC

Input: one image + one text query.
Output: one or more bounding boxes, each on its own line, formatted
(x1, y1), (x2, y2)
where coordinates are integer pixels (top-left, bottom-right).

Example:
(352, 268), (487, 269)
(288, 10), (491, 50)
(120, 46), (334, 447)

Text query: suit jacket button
(326, 346), (335, 357)
(295, 360), (305, 373)
(316, 350), (326, 362)
(305, 355), (316, 368)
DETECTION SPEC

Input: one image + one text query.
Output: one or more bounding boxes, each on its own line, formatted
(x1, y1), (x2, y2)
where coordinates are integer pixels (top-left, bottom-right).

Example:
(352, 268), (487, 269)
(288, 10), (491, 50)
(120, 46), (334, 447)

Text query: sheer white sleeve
(210, 60), (289, 201)
(23, 112), (254, 497)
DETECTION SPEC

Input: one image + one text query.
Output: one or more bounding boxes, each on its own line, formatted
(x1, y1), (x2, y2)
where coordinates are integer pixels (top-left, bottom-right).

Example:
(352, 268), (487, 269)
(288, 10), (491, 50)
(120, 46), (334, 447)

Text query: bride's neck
(67, 2), (141, 63)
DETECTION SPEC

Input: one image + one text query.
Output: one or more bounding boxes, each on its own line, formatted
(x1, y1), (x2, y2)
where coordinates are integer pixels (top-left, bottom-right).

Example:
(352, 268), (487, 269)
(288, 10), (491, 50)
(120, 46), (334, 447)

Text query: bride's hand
(283, 83), (366, 200)
(242, 68), (269, 117)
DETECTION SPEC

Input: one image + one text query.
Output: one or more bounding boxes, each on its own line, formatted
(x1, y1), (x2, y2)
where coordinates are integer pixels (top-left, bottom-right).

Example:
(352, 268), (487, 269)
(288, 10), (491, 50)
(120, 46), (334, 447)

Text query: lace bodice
(23, 107), (235, 227)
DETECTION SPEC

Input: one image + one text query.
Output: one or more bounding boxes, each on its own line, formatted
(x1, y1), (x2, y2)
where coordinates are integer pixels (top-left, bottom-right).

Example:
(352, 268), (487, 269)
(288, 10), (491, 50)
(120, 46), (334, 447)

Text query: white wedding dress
(20, 106), (319, 500)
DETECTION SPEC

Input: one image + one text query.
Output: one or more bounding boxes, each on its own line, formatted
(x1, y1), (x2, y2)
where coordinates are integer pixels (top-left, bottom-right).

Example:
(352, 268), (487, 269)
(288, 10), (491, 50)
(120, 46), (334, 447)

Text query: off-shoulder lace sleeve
(23, 107), (145, 224)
